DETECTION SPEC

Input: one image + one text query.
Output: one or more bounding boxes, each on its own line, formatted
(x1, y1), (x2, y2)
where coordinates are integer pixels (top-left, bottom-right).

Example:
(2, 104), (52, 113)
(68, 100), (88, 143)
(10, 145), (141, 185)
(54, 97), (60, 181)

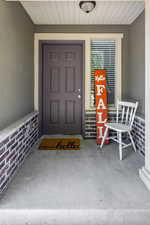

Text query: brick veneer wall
(85, 110), (145, 156)
(0, 112), (39, 195)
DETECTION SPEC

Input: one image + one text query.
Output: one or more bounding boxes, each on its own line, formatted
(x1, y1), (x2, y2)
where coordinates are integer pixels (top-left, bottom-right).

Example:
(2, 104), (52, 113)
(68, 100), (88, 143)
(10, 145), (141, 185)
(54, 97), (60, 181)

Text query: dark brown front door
(42, 44), (82, 134)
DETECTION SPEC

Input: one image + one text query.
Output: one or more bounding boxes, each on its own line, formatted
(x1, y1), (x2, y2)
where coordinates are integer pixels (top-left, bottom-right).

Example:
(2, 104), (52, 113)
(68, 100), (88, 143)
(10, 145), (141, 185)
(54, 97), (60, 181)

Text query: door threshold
(41, 134), (83, 140)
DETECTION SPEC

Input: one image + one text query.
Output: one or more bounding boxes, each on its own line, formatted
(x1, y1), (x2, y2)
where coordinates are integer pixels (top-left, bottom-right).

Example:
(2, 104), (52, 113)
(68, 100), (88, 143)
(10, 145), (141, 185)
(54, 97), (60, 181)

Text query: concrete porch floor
(0, 136), (150, 210)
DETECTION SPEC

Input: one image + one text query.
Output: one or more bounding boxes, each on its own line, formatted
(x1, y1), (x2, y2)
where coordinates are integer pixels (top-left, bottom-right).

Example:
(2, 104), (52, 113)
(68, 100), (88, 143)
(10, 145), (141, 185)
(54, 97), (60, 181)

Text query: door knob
(78, 95), (81, 99)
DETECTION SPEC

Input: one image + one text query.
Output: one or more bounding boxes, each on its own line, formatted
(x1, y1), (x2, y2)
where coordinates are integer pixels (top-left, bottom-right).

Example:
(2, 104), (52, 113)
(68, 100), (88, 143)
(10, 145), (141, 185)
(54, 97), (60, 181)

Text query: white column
(139, 0), (150, 191)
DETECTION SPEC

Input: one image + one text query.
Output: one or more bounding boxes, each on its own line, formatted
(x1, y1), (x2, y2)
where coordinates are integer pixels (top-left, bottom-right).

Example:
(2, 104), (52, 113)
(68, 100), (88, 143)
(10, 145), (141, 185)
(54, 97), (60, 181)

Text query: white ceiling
(21, 1), (145, 25)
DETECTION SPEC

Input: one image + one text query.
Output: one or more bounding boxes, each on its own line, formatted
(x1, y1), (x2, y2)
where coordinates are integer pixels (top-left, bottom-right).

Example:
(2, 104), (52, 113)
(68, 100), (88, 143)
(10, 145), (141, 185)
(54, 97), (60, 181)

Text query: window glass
(91, 40), (116, 106)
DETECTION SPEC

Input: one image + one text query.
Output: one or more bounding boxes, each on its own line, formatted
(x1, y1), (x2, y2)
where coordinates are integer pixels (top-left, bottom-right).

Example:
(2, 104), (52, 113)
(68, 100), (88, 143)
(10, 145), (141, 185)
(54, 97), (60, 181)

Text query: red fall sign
(95, 69), (109, 145)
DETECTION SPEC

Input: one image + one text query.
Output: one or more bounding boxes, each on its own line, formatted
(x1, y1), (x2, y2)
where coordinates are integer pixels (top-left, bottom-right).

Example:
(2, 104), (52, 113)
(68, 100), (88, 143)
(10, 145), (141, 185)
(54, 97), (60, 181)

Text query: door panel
(65, 67), (76, 93)
(49, 100), (60, 124)
(43, 44), (82, 134)
(49, 68), (60, 93)
(65, 100), (76, 124)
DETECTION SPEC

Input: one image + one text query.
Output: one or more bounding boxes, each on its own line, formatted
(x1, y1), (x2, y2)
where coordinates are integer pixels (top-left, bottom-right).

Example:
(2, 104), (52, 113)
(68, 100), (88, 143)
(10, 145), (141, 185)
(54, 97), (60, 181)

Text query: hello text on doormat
(39, 138), (80, 150)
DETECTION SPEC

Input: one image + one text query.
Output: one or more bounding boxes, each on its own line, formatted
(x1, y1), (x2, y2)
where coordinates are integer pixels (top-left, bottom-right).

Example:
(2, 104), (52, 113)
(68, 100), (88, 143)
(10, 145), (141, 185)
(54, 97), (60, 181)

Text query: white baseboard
(139, 167), (150, 192)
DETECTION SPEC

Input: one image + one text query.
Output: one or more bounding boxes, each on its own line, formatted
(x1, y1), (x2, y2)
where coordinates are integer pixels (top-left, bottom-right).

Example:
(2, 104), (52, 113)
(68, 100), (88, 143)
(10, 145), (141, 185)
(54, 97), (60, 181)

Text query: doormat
(39, 138), (80, 150)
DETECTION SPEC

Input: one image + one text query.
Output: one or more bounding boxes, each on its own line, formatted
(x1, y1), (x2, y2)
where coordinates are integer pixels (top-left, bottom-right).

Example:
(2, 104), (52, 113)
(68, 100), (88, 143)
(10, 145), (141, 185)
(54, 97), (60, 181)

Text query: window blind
(91, 40), (116, 106)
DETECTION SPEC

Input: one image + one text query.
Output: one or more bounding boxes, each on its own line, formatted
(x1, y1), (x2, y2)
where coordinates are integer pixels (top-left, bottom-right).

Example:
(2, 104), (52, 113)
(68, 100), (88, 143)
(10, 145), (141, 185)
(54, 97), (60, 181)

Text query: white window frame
(34, 33), (123, 111)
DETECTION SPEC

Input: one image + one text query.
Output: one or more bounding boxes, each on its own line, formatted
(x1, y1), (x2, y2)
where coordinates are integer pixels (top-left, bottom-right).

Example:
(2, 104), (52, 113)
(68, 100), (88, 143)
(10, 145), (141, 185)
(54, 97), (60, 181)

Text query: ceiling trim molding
(6, 0), (145, 2)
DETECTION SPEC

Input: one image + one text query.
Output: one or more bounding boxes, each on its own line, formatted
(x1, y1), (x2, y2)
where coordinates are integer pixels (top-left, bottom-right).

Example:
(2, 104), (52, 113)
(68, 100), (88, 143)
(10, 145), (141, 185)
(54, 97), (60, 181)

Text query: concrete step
(0, 209), (150, 225)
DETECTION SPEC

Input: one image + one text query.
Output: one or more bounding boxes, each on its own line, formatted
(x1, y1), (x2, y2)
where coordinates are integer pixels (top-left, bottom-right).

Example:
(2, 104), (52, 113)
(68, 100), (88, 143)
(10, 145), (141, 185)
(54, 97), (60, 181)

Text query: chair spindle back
(116, 100), (138, 129)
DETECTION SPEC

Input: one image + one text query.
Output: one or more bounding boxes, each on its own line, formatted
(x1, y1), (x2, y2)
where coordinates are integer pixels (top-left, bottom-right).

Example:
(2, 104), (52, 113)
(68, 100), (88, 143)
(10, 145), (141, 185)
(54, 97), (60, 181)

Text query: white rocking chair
(100, 100), (138, 160)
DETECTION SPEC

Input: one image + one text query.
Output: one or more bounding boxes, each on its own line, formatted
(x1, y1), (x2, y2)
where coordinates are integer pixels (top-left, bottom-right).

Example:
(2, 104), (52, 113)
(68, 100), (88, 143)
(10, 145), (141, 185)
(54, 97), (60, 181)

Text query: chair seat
(105, 123), (131, 132)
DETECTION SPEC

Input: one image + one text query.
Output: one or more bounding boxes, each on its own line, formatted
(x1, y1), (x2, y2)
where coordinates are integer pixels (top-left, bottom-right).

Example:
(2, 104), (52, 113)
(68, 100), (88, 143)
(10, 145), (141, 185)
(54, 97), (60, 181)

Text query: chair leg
(117, 131), (119, 141)
(128, 131), (136, 152)
(100, 127), (108, 148)
(118, 132), (123, 160)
